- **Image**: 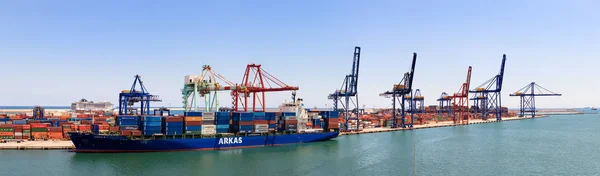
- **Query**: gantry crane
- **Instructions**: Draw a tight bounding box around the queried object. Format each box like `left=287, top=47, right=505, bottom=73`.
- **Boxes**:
left=469, top=54, right=506, bottom=121
left=328, top=46, right=361, bottom=131
left=451, top=66, right=472, bottom=124
left=437, top=92, right=452, bottom=116
left=182, top=65, right=244, bottom=112
left=118, top=75, right=161, bottom=115
left=379, top=53, right=417, bottom=128
left=509, top=82, right=561, bottom=118
left=232, top=64, right=299, bottom=112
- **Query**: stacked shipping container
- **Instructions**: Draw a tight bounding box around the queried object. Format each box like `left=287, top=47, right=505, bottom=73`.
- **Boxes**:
left=232, top=112, right=253, bottom=133
left=185, top=112, right=202, bottom=135
left=141, top=116, right=163, bottom=136
left=0, top=124, right=14, bottom=139
left=164, top=116, right=184, bottom=135
left=215, top=112, right=230, bottom=133
left=201, top=112, right=216, bottom=135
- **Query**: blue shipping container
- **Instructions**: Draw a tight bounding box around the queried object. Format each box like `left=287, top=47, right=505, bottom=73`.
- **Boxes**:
left=142, top=116, right=163, bottom=122
left=329, top=111, right=339, bottom=118
left=185, top=111, right=203, bottom=116
left=142, top=126, right=162, bottom=131
left=319, top=111, right=329, bottom=118
left=166, top=126, right=183, bottom=131
left=232, top=112, right=253, bottom=118
left=119, top=120, right=139, bottom=126
left=0, top=118, right=10, bottom=122
left=216, top=112, right=231, bottom=117
left=216, top=129, right=229, bottom=133
left=165, top=122, right=184, bottom=126
left=118, top=116, right=139, bottom=120
left=143, top=131, right=162, bottom=136
left=215, top=120, right=230, bottom=125
left=233, top=116, right=254, bottom=121
left=185, top=126, right=202, bottom=131
left=253, top=116, right=266, bottom=120
left=282, top=112, right=296, bottom=116
left=252, top=112, right=265, bottom=117
left=216, top=124, right=229, bottom=129
left=215, top=116, right=230, bottom=121
left=142, top=121, right=162, bottom=126
left=13, top=120, right=27, bottom=125
left=268, top=124, right=276, bottom=128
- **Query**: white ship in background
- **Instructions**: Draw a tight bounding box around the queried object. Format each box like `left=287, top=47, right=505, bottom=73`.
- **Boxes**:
left=71, top=99, right=113, bottom=112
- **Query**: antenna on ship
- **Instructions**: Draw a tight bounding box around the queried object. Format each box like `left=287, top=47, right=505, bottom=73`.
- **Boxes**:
left=292, top=91, right=297, bottom=104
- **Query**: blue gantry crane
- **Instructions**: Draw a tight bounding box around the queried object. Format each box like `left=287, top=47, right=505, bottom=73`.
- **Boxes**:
left=436, top=92, right=452, bottom=116
left=328, top=46, right=361, bottom=131
left=469, top=54, right=506, bottom=121
left=509, top=82, right=561, bottom=118
left=379, top=53, right=417, bottom=128
left=118, top=75, right=162, bottom=116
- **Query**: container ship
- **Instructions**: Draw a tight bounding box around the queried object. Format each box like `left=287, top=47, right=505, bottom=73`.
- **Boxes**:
left=68, top=99, right=341, bottom=153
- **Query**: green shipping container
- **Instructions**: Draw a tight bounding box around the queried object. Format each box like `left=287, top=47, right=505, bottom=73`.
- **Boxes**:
left=185, top=131, right=202, bottom=135
left=0, top=136, right=15, bottom=139
left=0, top=128, right=14, bottom=132
left=31, top=128, right=48, bottom=132
left=23, top=130, right=31, bottom=133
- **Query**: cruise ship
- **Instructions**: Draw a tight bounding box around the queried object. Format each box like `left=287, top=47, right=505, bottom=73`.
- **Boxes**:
left=71, top=99, right=113, bottom=112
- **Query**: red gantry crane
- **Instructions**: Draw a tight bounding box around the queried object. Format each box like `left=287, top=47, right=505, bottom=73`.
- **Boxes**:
left=451, top=66, right=472, bottom=124
left=232, top=64, right=299, bottom=112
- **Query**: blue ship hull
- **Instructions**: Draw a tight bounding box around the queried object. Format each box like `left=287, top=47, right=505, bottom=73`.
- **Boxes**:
left=68, top=132, right=339, bottom=153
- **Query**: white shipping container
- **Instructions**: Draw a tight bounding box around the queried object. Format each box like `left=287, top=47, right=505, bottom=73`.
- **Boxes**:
left=254, top=124, right=269, bottom=129
left=202, top=112, right=215, bottom=117
left=202, top=116, right=215, bottom=121
left=14, top=132, right=22, bottom=136
left=202, top=128, right=216, bottom=133
left=202, top=125, right=216, bottom=130
left=284, top=116, right=298, bottom=120
left=254, top=129, right=268, bottom=133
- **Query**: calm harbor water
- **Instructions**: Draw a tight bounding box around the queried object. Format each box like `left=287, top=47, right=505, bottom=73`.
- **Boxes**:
left=2, top=114, right=599, bottom=176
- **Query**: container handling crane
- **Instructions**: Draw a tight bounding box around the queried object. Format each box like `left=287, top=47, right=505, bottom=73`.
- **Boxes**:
left=328, top=46, right=361, bottom=131
left=451, top=66, right=472, bottom=124
left=118, top=75, right=161, bottom=116
left=509, top=82, right=561, bottom=118
left=437, top=92, right=452, bottom=116
left=469, top=54, right=506, bottom=121
left=232, top=64, right=299, bottom=112
left=182, top=65, right=244, bottom=112
left=379, top=53, right=417, bottom=128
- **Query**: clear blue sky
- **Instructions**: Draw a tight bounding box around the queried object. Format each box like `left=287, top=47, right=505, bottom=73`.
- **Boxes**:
left=1, top=0, right=598, bottom=108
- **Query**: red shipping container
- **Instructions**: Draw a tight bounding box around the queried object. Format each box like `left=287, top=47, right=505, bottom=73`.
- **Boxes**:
left=120, top=130, right=133, bottom=136
left=253, top=120, right=268, bottom=124
left=238, top=121, right=253, bottom=126
left=99, top=125, right=109, bottom=130
left=31, top=123, right=49, bottom=128
left=109, top=126, right=119, bottom=132
left=268, top=120, right=277, bottom=124
left=22, top=125, right=31, bottom=130
left=185, top=121, right=202, bottom=126
left=327, top=118, right=339, bottom=123
left=0, top=132, right=14, bottom=136
left=131, top=130, right=142, bottom=136
left=94, top=117, right=107, bottom=122
left=47, top=127, right=62, bottom=132
left=285, top=120, right=298, bottom=124
left=0, top=124, right=14, bottom=128
left=48, top=132, right=63, bottom=139
left=314, top=125, right=321, bottom=128
left=78, top=125, right=91, bottom=131
left=165, top=117, right=184, bottom=122
left=94, top=121, right=109, bottom=125
left=31, top=132, right=48, bottom=139
left=81, top=120, right=92, bottom=125
left=76, top=114, right=90, bottom=118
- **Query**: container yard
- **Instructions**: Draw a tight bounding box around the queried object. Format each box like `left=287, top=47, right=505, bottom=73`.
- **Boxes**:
left=0, top=47, right=567, bottom=152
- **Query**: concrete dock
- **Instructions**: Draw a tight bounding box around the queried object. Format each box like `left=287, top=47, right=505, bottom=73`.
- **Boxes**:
left=0, top=116, right=543, bottom=150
